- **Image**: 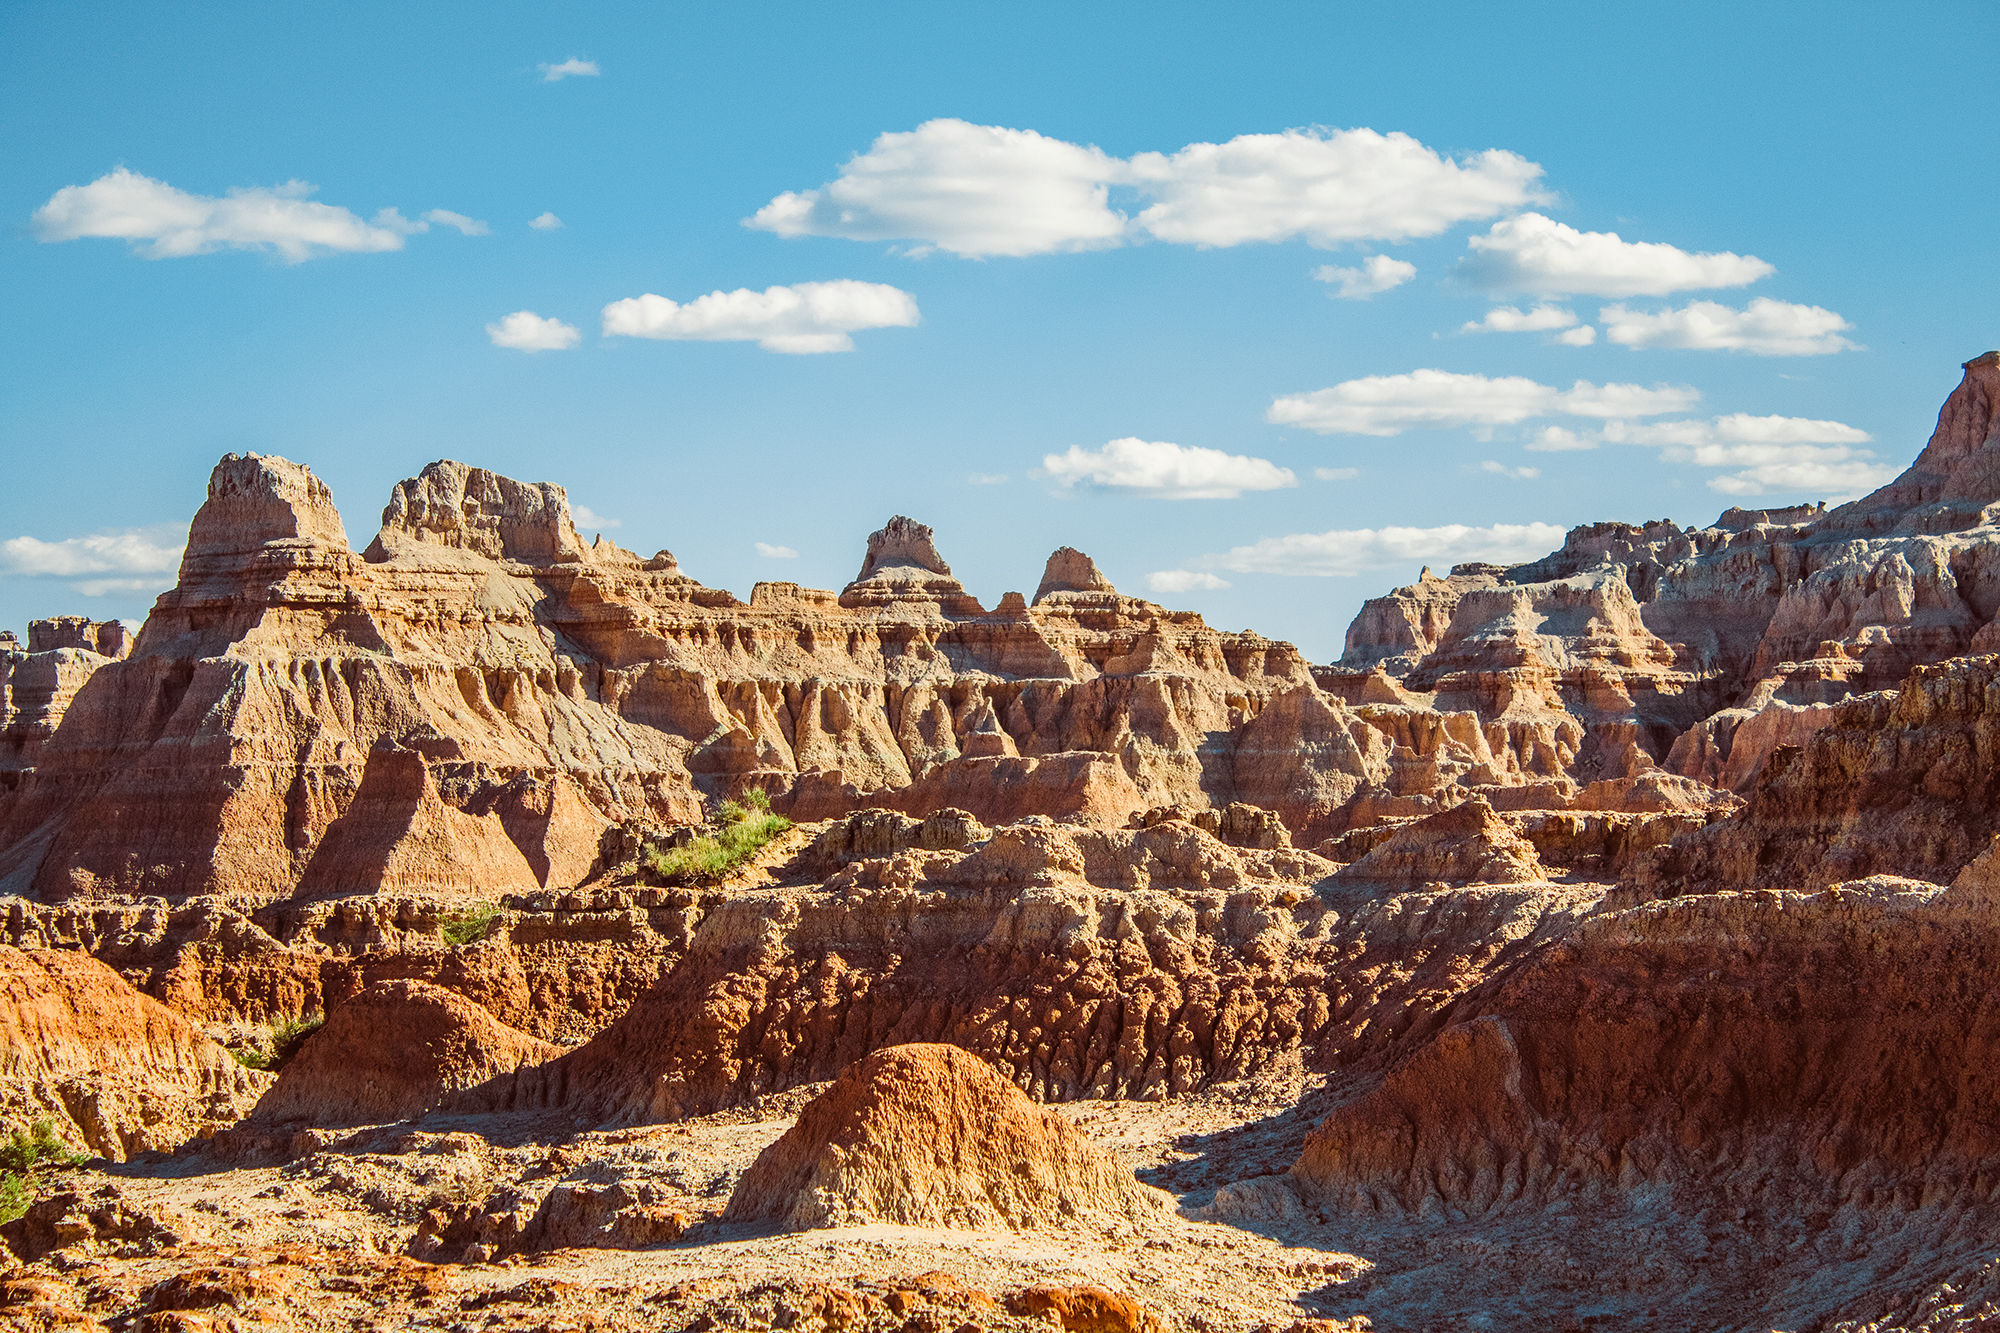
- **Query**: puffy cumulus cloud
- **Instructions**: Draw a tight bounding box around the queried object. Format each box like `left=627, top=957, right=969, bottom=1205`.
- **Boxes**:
left=1526, top=425, right=1598, bottom=452
left=1040, top=438, right=1297, bottom=500
left=1147, top=570, right=1231, bottom=593
left=541, top=58, right=599, bottom=81
left=422, top=209, right=489, bottom=236
left=601, top=280, right=919, bottom=354
left=0, top=524, right=185, bottom=597
left=1202, top=522, right=1569, bottom=578
left=529, top=212, right=563, bottom=230
left=1459, top=303, right=1578, bottom=334
left=1556, top=325, right=1598, bottom=346
left=747, top=119, right=1546, bottom=259
left=755, top=542, right=799, bottom=559
left=1480, top=460, right=1541, bottom=479
left=1601, top=298, right=1859, bottom=355
left=32, top=168, right=425, bottom=261
left=1314, top=255, right=1415, bottom=299
left=570, top=505, right=620, bottom=530
left=486, top=310, right=580, bottom=352
left=1266, top=369, right=1699, bottom=436
left=1456, top=213, right=1774, bottom=298
left=1127, top=128, right=1546, bottom=248
left=748, top=121, right=1125, bottom=259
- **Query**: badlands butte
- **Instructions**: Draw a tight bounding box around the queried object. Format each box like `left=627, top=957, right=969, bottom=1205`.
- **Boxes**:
left=2, top=356, right=2000, bottom=1333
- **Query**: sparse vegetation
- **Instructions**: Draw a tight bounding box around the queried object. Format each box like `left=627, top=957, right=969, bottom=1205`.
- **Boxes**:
left=441, top=901, right=503, bottom=946
left=644, top=788, right=792, bottom=885
left=220, top=1012, right=325, bottom=1072
left=0, top=1120, right=88, bottom=1224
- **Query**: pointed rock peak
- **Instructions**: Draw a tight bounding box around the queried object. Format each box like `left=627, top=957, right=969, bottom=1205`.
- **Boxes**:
left=184, top=453, right=349, bottom=563
left=853, top=515, right=951, bottom=583
left=368, top=460, right=585, bottom=565
left=1826, top=352, right=2000, bottom=531
left=1033, top=547, right=1115, bottom=603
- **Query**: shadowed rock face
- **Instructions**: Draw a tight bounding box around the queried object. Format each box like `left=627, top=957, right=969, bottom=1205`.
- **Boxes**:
left=254, top=979, right=558, bottom=1126
left=723, top=1043, right=1159, bottom=1230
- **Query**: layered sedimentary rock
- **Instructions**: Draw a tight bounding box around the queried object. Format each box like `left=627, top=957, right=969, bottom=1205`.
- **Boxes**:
left=0, top=945, right=267, bottom=1158
left=723, top=1043, right=1161, bottom=1230
left=1327, top=352, right=2000, bottom=823
left=0, top=459, right=1385, bottom=905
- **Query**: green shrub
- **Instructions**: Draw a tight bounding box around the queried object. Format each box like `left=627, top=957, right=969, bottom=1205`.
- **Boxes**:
left=440, top=902, right=503, bottom=946
left=0, top=1120, right=88, bottom=1224
left=643, top=789, right=792, bottom=885
left=221, top=1012, right=325, bottom=1072
left=270, top=1012, right=324, bottom=1065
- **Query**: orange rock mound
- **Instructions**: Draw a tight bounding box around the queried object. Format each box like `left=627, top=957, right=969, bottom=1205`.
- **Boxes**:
left=254, top=979, right=559, bottom=1126
left=0, top=946, right=265, bottom=1159
left=724, top=1043, right=1159, bottom=1230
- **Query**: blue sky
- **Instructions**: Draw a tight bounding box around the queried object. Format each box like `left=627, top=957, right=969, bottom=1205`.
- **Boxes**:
left=4, top=1, right=1995, bottom=660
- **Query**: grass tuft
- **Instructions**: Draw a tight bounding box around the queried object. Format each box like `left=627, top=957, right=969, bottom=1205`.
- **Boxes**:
left=644, top=788, right=791, bottom=886
left=440, top=902, right=503, bottom=946
left=0, top=1120, right=89, bottom=1224
left=220, top=1012, right=325, bottom=1072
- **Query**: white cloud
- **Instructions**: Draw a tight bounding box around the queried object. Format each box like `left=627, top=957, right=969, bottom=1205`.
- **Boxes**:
left=571, top=505, right=620, bottom=530
left=487, top=310, right=580, bottom=352
left=1556, top=325, right=1598, bottom=346
left=1526, top=425, right=1597, bottom=452
left=1459, top=303, right=1578, bottom=334
left=1315, top=255, right=1416, bottom=299
left=746, top=119, right=1546, bottom=259
left=755, top=542, right=800, bottom=559
left=0, top=524, right=184, bottom=599
left=968, top=472, right=1008, bottom=485
left=1455, top=213, right=1774, bottom=297
left=1314, top=467, right=1360, bottom=481
left=32, top=168, right=412, bottom=261
left=541, top=58, right=599, bottom=81
left=529, top=212, right=564, bottom=230
left=422, top=209, right=489, bottom=236
left=1480, top=461, right=1541, bottom=480
left=1266, top=370, right=1700, bottom=436
left=1600, top=298, right=1859, bottom=355
left=1147, top=570, right=1232, bottom=593
left=600, top=280, right=919, bottom=353
left=1203, top=522, right=1569, bottom=578
left=1040, top=438, right=1297, bottom=500
left=1539, top=414, right=1889, bottom=498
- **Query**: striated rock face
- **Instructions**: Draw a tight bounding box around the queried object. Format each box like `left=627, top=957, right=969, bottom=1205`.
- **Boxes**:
left=1034, top=547, right=1115, bottom=602
left=0, top=945, right=267, bottom=1158
left=1637, top=655, right=2000, bottom=894
left=0, top=462, right=1390, bottom=904
left=723, top=1043, right=1161, bottom=1230
left=253, top=979, right=559, bottom=1126
left=1332, top=797, right=1544, bottom=888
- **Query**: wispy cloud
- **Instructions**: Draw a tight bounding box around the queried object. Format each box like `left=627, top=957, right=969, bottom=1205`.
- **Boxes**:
left=529, top=212, right=563, bottom=230
left=1194, top=522, right=1569, bottom=578
left=1459, top=303, right=1579, bottom=334
left=1267, top=369, right=1699, bottom=436
left=601, top=280, right=919, bottom=354
left=1521, top=413, right=1888, bottom=498
left=421, top=209, right=489, bottom=236
left=1314, top=255, right=1416, bottom=299
left=748, top=119, right=1547, bottom=258
left=1314, top=467, right=1360, bottom=481
left=1147, top=570, right=1231, bottom=593
left=33, top=168, right=417, bottom=262
left=1480, top=461, right=1541, bottom=480
left=755, top=542, right=800, bottom=559
left=0, top=524, right=185, bottom=598
left=540, top=58, right=600, bottom=81
left=1601, top=298, right=1859, bottom=355
left=968, top=473, right=1008, bottom=485
left=571, top=505, right=620, bottom=530
left=1040, top=438, right=1296, bottom=499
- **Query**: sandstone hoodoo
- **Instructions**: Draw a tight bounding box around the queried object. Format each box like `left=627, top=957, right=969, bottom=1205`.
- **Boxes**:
left=252, top=979, right=560, bottom=1126
left=723, top=1043, right=1161, bottom=1231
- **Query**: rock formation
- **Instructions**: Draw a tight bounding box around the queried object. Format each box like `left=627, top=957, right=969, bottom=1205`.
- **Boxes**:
left=252, top=979, right=560, bottom=1126
left=0, top=945, right=266, bottom=1158
left=723, top=1043, right=1160, bottom=1230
